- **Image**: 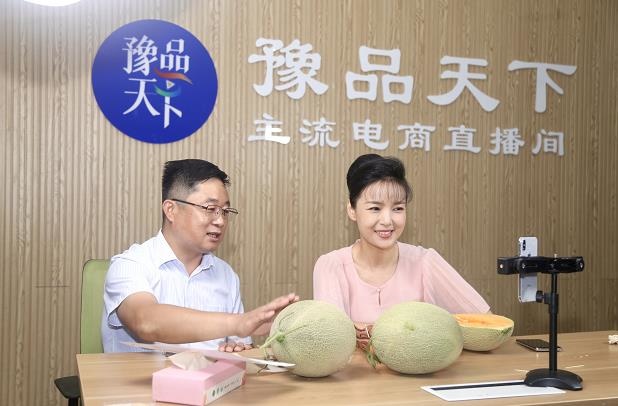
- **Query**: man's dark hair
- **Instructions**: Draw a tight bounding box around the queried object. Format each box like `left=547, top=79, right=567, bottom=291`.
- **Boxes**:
left=346, top=154, right=412, bottom=207
left=162, top=159, right=230, bottom=202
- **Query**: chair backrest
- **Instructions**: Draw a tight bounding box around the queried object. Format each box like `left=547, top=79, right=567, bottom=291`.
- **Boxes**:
left=80, top=259, right=110, bottom=354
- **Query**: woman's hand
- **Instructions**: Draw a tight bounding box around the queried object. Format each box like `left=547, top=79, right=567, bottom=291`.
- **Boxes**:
left=354, top=323, right=373, bottom=351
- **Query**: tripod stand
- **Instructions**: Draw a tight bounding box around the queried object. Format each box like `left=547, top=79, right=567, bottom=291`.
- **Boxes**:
left=498, top=255, right=584, bottom=390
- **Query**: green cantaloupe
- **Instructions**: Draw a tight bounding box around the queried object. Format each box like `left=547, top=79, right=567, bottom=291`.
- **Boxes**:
left=262, top=300, right=356, bottom=377
left=368, top=301, right=463, bottom=374
left=454, top=314, right=514, bottom=351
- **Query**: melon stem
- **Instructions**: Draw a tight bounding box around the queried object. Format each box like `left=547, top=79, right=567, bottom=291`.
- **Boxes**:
left=364, top=338, right=381, bottom=369
left=259, top=323, right=310, bottom=358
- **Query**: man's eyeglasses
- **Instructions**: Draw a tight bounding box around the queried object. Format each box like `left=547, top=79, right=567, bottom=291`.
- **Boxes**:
left=171, top=199, right=239, bottom=219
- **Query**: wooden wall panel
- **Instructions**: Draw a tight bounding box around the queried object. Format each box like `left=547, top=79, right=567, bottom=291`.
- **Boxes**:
left=1, top=0, right=617, bottom=404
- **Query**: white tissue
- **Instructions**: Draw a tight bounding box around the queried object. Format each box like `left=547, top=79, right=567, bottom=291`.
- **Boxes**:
left=169, top=351, right=214, bottom=370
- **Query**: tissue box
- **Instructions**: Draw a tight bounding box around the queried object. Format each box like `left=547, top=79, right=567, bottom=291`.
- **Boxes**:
left=152, top=359, right=246, bottom=405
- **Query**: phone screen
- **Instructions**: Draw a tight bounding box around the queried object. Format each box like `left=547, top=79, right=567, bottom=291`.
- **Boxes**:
left=516, top=338, right=562, bottom=352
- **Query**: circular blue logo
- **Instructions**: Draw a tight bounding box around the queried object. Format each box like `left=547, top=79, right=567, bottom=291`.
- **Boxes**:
left=92, top=19, right=217, bottom=143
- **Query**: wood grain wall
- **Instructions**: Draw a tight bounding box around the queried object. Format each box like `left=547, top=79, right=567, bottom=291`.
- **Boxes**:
left=1, top=0, right=617, bottom=404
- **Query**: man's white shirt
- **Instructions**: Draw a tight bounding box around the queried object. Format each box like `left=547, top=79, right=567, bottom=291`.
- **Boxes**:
left=101, top=230, right=251, bottom=352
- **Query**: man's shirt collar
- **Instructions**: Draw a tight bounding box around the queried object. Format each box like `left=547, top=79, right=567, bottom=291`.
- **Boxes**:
left=153, top=230, right=215, bottom=272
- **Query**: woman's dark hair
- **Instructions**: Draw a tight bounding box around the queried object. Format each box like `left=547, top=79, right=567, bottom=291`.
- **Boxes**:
left=346, top=154, right=412, bottom=207
left=162, top=159, right=229, bottom=202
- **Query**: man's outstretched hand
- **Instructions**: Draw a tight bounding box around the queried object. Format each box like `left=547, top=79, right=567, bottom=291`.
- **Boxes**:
left=236, top=293, right=299, bottom=338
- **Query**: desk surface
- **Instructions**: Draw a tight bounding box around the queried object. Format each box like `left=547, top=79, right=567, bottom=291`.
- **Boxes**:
left=77, top=330, right=618, bottom=405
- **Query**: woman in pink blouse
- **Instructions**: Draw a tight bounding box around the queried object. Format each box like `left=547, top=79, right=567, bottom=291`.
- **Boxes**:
left=313, top=154, right=490, bottom=348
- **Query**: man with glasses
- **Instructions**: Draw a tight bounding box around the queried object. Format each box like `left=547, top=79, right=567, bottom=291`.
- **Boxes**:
left=102, top=159, right=298, bottom=353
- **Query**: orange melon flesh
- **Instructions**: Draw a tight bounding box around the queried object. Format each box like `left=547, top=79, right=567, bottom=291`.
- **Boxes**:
left=454, top=314, right=514, bottom=351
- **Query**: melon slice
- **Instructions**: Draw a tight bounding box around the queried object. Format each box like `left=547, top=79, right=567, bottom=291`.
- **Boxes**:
left=454, top=313, right=514, bottom=351
left=368, top=301, right=463, bottom=374
left=261, top=300, right=356, bottom=377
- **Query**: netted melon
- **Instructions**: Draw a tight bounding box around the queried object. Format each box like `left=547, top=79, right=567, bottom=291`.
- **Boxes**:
left=262, top=300, right=356, bottom=377
left=454, top=314, right=514, bottom=351
left=368, top=301, right=463, bottom=374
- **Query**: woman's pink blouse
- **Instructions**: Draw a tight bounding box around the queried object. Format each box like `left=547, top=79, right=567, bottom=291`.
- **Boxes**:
left=313, top=242, right=490, bottom=324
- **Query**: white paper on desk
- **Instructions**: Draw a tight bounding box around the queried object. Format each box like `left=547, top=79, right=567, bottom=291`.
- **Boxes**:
left=121, top=341, right=295, bottom=369
left=422, top=380, right=565, bottom=401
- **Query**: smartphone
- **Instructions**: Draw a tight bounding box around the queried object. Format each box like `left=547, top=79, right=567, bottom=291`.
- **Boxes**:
left=516, top=338, right=562, bottom=352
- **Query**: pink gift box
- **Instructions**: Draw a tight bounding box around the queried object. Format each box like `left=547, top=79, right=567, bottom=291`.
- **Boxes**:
left=152, top=359, right=246, bottom=405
